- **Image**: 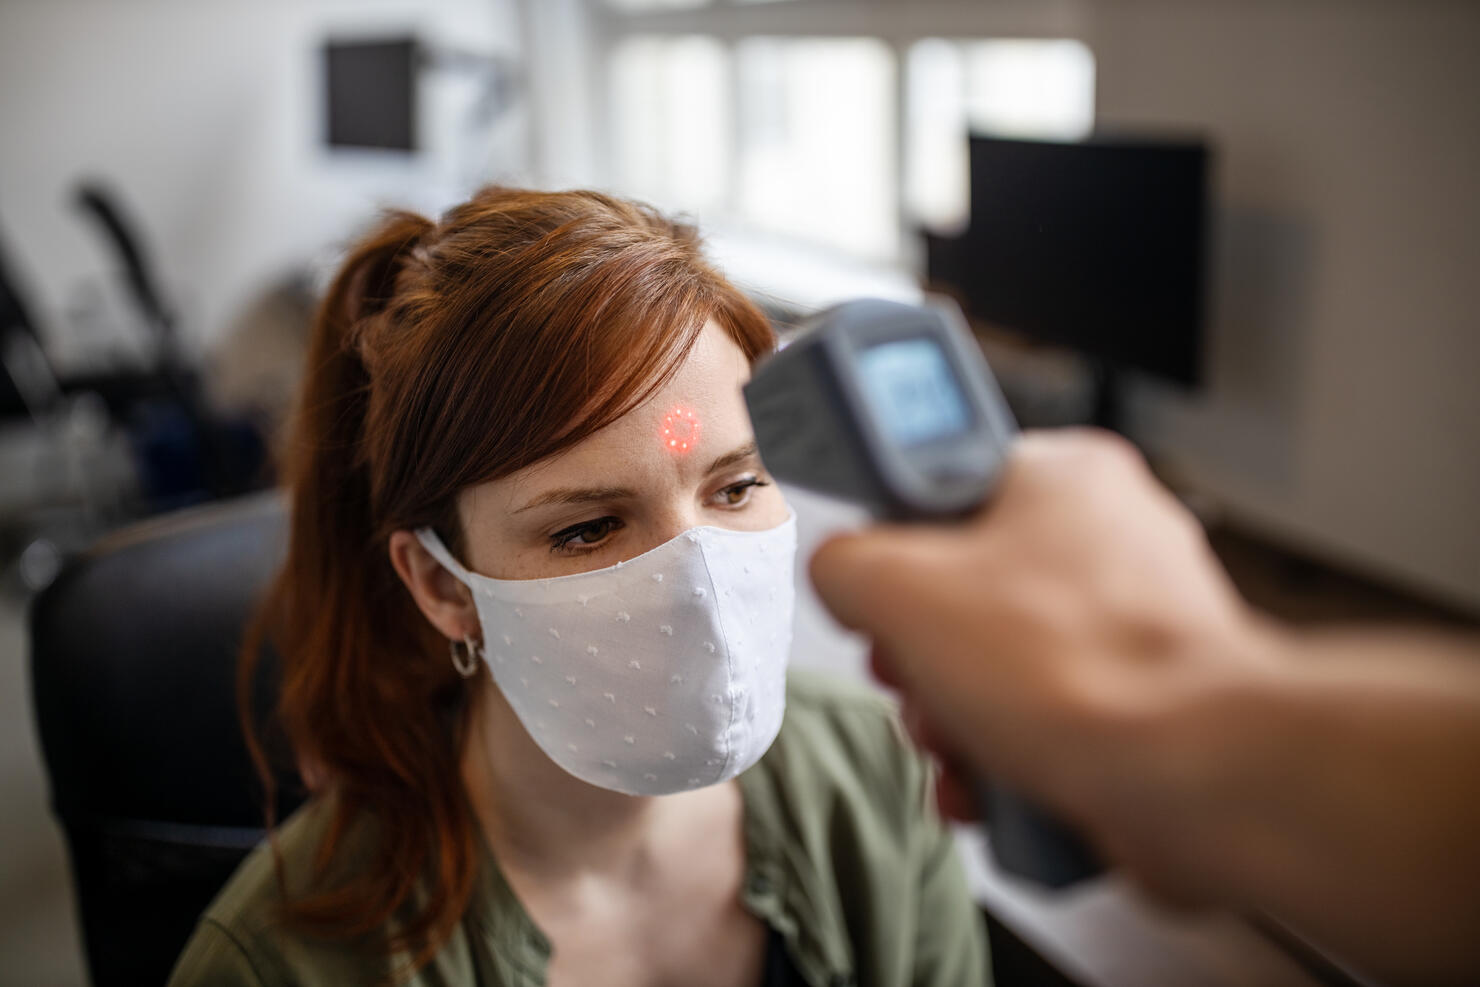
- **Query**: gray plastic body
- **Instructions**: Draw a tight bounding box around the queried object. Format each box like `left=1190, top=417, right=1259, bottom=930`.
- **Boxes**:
left=745, top=297, right=1103, bottom=889
left=744, top=298, right=1016, bottom=520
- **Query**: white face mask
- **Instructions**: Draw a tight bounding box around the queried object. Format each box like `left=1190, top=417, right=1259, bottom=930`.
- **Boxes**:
left=416, top=514, right=797, bottom=796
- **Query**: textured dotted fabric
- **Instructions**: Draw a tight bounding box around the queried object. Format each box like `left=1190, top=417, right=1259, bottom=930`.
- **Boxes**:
left=417, top=515, right=798, bottom=796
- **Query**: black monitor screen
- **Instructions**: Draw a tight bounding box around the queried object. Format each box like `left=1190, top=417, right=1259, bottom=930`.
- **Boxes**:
left=957, top=135, right=1209, bottom=386
left=324, top=38, right=417, bottom=151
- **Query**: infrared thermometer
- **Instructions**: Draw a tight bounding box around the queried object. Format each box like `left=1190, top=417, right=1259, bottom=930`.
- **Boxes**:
left=744, top=297, right=1103, bottom=889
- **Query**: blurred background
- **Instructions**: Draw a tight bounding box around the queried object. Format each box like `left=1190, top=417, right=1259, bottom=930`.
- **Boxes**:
left=1, top=0, right=1476, bottom=984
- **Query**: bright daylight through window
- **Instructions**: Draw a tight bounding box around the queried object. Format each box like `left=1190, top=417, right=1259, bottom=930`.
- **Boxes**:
left=607, top=25, right=1095, bottom=262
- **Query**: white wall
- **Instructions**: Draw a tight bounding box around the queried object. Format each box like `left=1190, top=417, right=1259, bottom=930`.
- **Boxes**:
left=1089, top=0, right=1480, bottom=612
left=0, top=0, right=527, bottom=365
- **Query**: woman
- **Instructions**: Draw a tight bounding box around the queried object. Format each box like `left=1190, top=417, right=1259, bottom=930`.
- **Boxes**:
left=169, top=188, right=990, bottom=986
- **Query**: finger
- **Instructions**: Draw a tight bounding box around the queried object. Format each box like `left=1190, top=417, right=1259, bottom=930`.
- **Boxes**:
left=808, top=529, right=900, bottom=632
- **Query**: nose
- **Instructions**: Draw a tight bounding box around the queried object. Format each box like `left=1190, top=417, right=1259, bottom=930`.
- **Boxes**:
left=644, top=505, right=703, bottom=552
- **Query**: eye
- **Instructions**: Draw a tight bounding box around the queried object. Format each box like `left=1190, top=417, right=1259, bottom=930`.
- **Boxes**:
left=712, top=476, right=771, bottom=508
left=550, top=516, right=623, bottom=554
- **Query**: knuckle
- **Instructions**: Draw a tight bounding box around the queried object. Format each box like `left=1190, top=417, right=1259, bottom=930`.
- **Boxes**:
left=1022, top=428, right=1147, bottom=487
left=1084, top=430, right=1145, bottom=471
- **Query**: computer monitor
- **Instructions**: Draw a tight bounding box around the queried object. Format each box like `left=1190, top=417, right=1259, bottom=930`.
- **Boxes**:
left=323, top=38, right=418, bottom=152
left=928, top=134, right=1211, bottom=390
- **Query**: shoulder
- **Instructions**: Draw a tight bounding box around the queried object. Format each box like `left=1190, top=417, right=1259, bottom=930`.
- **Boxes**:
left=777, top=668, right=911, bottom=774
left=748, top=669, right=926, bottom=836
left=167, top=917, right=273, bottom=987
left=168, top=799, right=386, bottom=986
left=197, top=798, right=336, bottom=937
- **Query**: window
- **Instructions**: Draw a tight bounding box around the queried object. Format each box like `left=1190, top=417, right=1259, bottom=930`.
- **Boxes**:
left=734, top=37, right=896, bottom=258
left=609, top=35, right=730, bottom=216
left=906, top=39, right=1096, bottom=231
left=608, top=35, right=896, bottom=259
left=604, top=0, right=712, bottom=11
left=604, top=0, right=794, bottom=6
left=601, top=17, right=1095, bottom=263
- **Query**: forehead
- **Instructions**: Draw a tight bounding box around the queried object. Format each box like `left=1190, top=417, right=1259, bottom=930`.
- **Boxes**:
left=467, top=321, right=754, bottom=511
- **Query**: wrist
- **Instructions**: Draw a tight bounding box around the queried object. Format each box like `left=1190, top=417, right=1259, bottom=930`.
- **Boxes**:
left=1070, top=610, right=1297, bottom=902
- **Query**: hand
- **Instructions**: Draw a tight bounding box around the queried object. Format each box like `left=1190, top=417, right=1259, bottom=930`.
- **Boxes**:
left=812, top=430, right=1480, bottom=981
left=810, top=429, right=1263, bottom=899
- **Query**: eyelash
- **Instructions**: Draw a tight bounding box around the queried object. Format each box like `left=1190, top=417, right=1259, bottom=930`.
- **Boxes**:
left=549, top=516, right=623, bottom=555
left=548, top=477, right=772, bottom=555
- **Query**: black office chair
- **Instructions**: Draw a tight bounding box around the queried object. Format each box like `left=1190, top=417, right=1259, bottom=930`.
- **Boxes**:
left=30, top=492, right=304, bottom=987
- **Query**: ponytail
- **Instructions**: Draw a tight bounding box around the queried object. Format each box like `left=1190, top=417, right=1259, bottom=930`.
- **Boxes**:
left=239, top=209, right=480, bottom=971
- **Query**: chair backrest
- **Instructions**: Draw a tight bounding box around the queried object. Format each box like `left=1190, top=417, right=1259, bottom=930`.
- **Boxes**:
left=1, top=233, right=55, bottom=419
left=30, top=492, right=303, bottom=987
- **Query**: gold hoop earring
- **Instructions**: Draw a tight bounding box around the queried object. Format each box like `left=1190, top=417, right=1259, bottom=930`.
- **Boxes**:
left=450, top=635, right=482, bottom=678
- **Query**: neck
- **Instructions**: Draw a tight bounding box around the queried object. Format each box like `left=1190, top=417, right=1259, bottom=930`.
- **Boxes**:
left=460, top=679, right=726, bottom=879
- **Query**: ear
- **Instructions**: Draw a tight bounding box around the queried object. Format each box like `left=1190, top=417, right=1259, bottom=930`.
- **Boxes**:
left=388, top=529, right=480, bottom=644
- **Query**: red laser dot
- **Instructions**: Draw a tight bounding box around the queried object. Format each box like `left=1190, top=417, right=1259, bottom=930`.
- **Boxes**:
left=661, top=406, right=700, bottom=455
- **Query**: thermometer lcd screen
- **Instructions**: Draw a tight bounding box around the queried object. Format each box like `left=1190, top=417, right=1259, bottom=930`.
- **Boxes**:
left=857, top=337, right=973, bottom=447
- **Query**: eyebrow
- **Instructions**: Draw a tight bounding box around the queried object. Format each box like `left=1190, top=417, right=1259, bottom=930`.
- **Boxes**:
left=705, top=441, right=760, bottom=476
left=513, top=485, right=637, bottom=515
left=511, top=442, right=763, bottom=515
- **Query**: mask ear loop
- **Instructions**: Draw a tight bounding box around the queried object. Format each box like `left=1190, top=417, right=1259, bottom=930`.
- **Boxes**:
left=416, top=528, right=483, bottom=679
left=415, top=527, right=473, bottom=581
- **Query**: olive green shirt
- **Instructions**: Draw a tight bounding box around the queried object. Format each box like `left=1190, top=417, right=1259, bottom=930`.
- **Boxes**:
left=169, top=671, right=991, bottom=986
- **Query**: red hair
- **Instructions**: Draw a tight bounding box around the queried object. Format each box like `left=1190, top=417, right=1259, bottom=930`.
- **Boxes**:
left=240, top=187, right=775, bottom=972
